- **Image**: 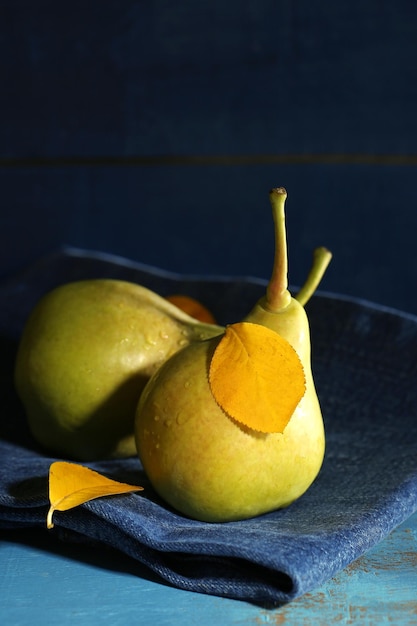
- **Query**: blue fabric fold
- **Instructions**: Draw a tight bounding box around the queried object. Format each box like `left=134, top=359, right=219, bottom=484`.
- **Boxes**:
left=1, top=247, right=417, bottom=606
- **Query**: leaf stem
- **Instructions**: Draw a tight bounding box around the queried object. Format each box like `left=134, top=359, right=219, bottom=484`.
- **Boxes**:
left=46, top=506, right=55, bottom=529
left=265, top=188, right=291, bottom=312
left=295, top=247, right=332, bottom=306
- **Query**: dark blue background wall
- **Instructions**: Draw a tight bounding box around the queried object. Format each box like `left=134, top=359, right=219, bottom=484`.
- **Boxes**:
left=2, top=1, right=417, bottom=314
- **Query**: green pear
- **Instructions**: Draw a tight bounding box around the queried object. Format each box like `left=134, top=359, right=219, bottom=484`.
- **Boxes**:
left=14, top=279, right=223, bottom=460
left=135, top=188, right=332, bottom=522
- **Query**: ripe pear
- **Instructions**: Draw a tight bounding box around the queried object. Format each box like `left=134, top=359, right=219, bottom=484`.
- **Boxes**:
left=135, top=188, right=332, bottom=522
left=14, top=279, right=223, bottom=461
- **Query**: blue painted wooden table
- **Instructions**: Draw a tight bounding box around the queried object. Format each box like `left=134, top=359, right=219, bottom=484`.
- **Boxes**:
left=2, top=3, right=417, bottom=623
left=1, top=512, right=417, bottom=624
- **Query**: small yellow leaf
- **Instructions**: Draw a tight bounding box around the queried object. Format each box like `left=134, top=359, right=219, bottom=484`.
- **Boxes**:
left=47, top=461, right=144, bottom=529
left=209, top=322, right=306, bottom=433
left=166, top=294, right=216, bottom=324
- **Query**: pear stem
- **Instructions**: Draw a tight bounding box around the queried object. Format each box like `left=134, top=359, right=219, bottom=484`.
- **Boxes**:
left=295, top=247, right=333, bottom=306
left=265, top=188, right=291, bottom=312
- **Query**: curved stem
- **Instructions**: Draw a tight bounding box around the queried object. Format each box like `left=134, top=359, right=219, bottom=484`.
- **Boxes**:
left=295, top=247, right=332, bottom=306
left=46, top=506, right=55, bottom=529
left=265, top=188, right=291, bottom=312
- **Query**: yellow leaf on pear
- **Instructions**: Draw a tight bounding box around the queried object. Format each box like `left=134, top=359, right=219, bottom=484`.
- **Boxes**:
left=209, top=322, right=306, bottom=433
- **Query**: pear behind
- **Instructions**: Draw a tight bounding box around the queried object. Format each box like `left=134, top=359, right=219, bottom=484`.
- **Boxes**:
left=15, top=279, right=222, bottom=460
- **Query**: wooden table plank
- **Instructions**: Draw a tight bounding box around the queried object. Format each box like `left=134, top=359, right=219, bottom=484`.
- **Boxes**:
left=1, top=511, right=416, bottom=625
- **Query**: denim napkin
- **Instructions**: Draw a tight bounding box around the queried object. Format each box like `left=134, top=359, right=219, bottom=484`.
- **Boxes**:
left=1, top=247, right=417, bottom=606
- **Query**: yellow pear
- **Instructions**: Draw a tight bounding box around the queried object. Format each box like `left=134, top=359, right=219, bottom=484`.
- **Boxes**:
left=14, top=279, right=223, bottom=460
left=135, top=188, right=331, bottom=522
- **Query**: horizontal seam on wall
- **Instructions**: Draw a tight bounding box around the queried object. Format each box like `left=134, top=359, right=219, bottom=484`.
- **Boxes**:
left=1, top=154, right=417, bottom=167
